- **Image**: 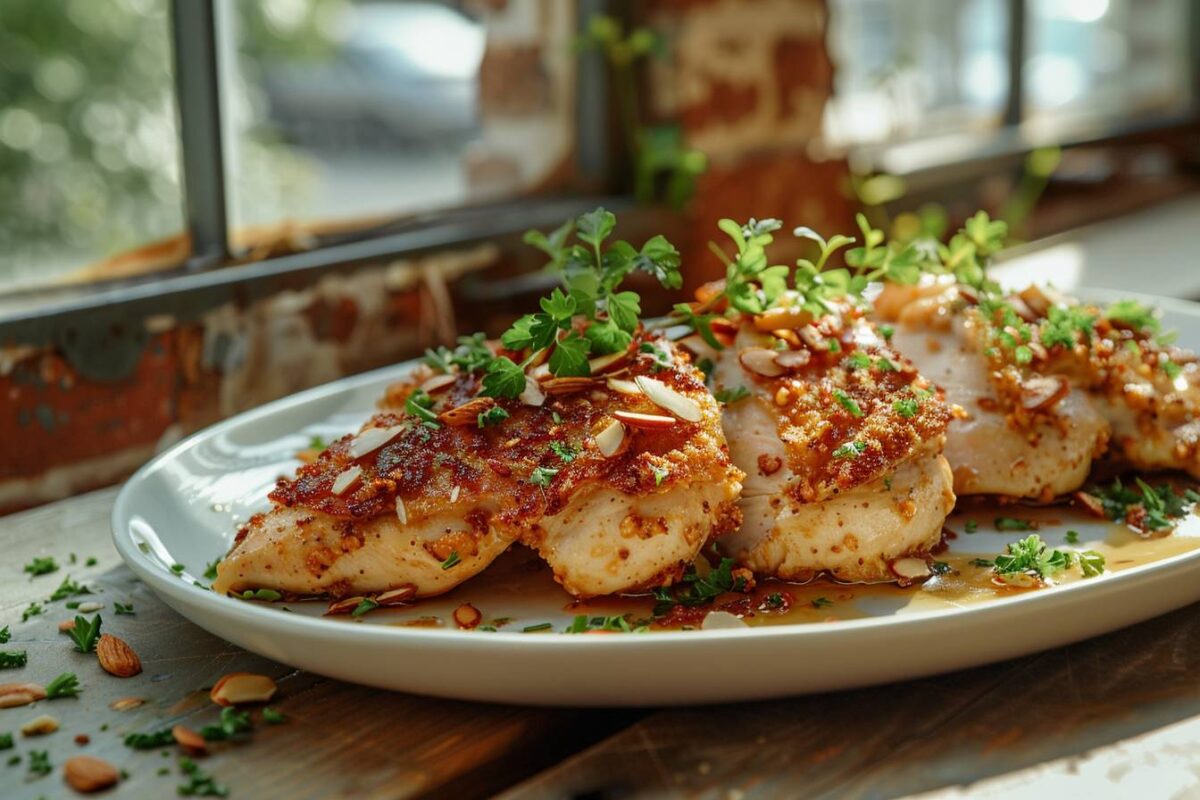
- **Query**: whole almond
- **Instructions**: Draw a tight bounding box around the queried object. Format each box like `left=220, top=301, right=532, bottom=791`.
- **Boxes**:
left=64, top=755, right=120, bottom=793
left=96, top=634, right=142, bottom=678
left=172, top=724, right=207, bottom=753
left=210, top=672, right=277, bottom=706
left=0, top=682, right=46, bottom=709
left=58, top=619, right=77, bottom=632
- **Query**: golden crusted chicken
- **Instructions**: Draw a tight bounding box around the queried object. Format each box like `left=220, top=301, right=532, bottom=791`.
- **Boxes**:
left=875, top=278, right=1200, bottom=499
left=213, top=332, right=743, bottom=601
left=680, top=299, right=955, bottom=584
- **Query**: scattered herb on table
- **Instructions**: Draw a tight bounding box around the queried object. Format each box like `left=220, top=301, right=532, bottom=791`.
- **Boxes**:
left=22, top=602, right=42, bottom=622
left=114, top=602, right=135, bottom=615
left=0, top=651, right=27, bottom=669
left=0, top=625, right=8, bottom=643
left=27, top=749, right=50, bottom=777
left=49, top=575, right=91, bottom=602
left=178, top=756, right=230, bottom=797
left=23, top=556, right=58, bottom=577
left=262, top=707, right=286, bottom=724
left=66, top=614, right=102, bottom=653
left=201, top=707, right=252, bottom=742
left=45, top=672, right=80, bottom=699
left=124, top=728, right=176, bottom=750
left=994, top=517, right=1036, bottom=532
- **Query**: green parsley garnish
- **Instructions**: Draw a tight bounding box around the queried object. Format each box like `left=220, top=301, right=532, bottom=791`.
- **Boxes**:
left=23, top=556, right=58, bottom=577
left=49, top=574, right=90, bottom=602
left=85, top=557, right=97, bottom=567
left=1104, top=299, right=1160, bottom=334
left=930, top=561, right=952, bottom=576
left=832, top=441, right=867, bottom=459
left=1085, top=477, right=1200, bottom=532
left=21, top=602, right=42, bottom=622
left=27, top=749, right=51, bottom=777
left=994, top=517, right=1036, bottom=532
left=351, top=598, right=378, bottom=618
left=424, top=332, right=494, bottom=374
left=845, top=352, right=872, bottom=370
left=550, top=441, right=578, bottom=463
left=66, top=614, right=102, bottom=654
left=529, top=466, right=559, bottom=488
left=124, top=728, right=175, bottom=750
left=652, top=558, right=748, bottom=617
left=1163, top=360, right=1182, bottom=379
left=440, top=551, right=461, bottom=570
left=713, top=386, right=751, bottom=404
left=477, top=406, right=510, bottom=428
left=200, top=707, right=252, bottom=742
left=639, top=341, right=674, bottom=372
left=878, top=324, right=895, bottom=341
left=308, top=435, right=326, bottom=451
left=0, top=651, right=27, bottom=669
left=170, top=563, right=185, bottom=575
left=833, top=389, right=863, bottom=417
left=564, top=615, right=647, bottom=634
left=893, top=397, right=919, bottom=418
left=1065, top=530, right=1079, bottom=544
left=651, top=464, right=670, bottom=486
left=178, top=756, right=230, bottom=797
left=1077, top=550, right=1106, bottom=578
left=522, top=623, right=553, bottom=633
left=114, top=601, right=135, bottom=615
left=204, top=558, right=222, bottom=581
left=764, top=592, right=785, bottom=609
left=0, top=733, right=11, bottom=750
left=262, top=707, right=286, bottom=724
left=990, top=535, right=1072, bottom=580
left=963, top=520, right=979, bottom=533
left=45, top=672, right=80, bottom=699
left=811, top=597, right=833, bottom=609
left=405, top=388, right=441, bottom=429
left=239, top=589, right=282, bottom=602
left=0, top=626, right=9, bottom=644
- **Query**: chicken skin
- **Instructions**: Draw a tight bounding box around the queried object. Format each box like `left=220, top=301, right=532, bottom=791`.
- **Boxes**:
left=875, top=279, right=1200, bottom=499
left=682, top=299, right=956, bottom=583
left=212, top=333, right=744, bottom=601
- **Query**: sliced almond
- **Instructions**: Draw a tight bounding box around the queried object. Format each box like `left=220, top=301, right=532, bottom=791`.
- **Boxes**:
left=452, top=603, right=482, bottom=630
left=701, top=611, right=749, bottom=630
left=449, top=485, right=461, bottom=503
left=541, top=377, right=598, bottom=396
left=1019, top=376, right=1069, bottom=411
left=709, top=317, right=739, bottom=346
left=595, top=419, right=626, bottom=458
left=347, top=425, right=403, bottom=458
left=394, top=496, right=408, bottom=525
left=754, top=305, right=814, bottom=332
left=326, top=596, right=365, bottom=616
left=210, top=672, right=278, bottom=706
left=519, top=375, right=545, bottom=407
left=76, top=602, right=103, bottom=613
left=606, top=377, right=642, bottom=396
left=587, top=349, right=630, bottom=374
left=330, top=465, right=363, bottom=496
left=0, top=682, right=46, bottom=709
left=377, top=585, right=417, bottom=607
left=890, top=558, right=932, bottom=581
left=97, top=634, right=142, bottom=678
left=420, top=373, right=458, bottom=394
left=798, top=325, right=829, bottom=351
left=21, top=714, right=59, bottom=736
left=172, top=724, right=207, bottom=753
left=64, top=755, right=120, bottom=793
left=613, top=410, right=676, bottom=430
left=771, top=329, right=803, bottom=349
left=635, top=376, right=702, bottom=422
left=1074, top=490, right=1107, bottom=518
left=739, top=348, right=786, bottom=377
left=438, top=396, right=495, bottom=427
left=529, top=362, right=551, bottom=380
left=58, top=619, right=77, bottom=632
left=775, top=350, right=812, bottom=369
left=110, top=697, right=145, bottom=712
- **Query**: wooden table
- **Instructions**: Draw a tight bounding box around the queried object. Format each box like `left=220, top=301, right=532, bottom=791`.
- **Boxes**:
left=4, top=488, right=1200, bottom=799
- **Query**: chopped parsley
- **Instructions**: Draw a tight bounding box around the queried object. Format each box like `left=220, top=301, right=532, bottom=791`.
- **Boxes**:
left=0, top=626, right=8, bottom=644
left=833, top=389, right=863, bottom=417
left=351, top=598, right=378, bottom=618
left=764, top=592, right=785, bottom=609
left=529, top=466, right=560, bottom=488
left=239, top=589, right=282, bottom=602
left=23, top=556, right=58, bottom=577
left=424, top=333, right=493, bottom=374
left=1085, top=477, right=1200, bottom=532
left=308, top=435, right=326, bottom=451
left=178, top=756, right=229, bottom=797
left=893, top=397, right=919, bottom=418
left=262, top=707, right=286, bottom=724
left=477, top=406, right=510, bottom=428
left=994, top=517, right=1036, bottom=532
left=651, top=464, right=670, bottom=486
left=0, top=733, right=11, bottom=750
left=200, top=707, right=252, bottom=742
left=170, top=563, right=185, bottom=575
left=549, top=441, right=578, bottom=463
left=564, top=615, right=647, bottom=634
left=1065, top=530, right=1079, bottom=544
left=66, top=614, right=102, bottom=654
left=964, top=519, right=979, bottom=533
left=1078, top=550, right=1106, bottom=578
left=1104, top=298, right=1160, bottom=334
left=48, top=574, right=90, bottom=602
left=404, top=388, right=441, bottom=429
left=440, top=551, right=461, bottom=570
left=21, top=602, right=42, bottom=622
left=27, top=749, right=51, bottom=777
left=832, top=441, right=867, bottom=459
left=204, top=558, right=222, bottom=581
left=124, top=728, right=175, bottom=750
left=878, top=324, right=895, bottom=341
left=811, top=597, right=833, bottom=609
left=45, top=672, right=80, bottom=699
left=652, top=558, right=748, bottom=616
left=521, top=623, right=553, bottom=633
left=845, top=352, right=872, bottom=370
left=931, top=561, right=952, bottom=576
left=990, top=535, right=1073, bottom=580
left=713, top=386, right=751, bottom=404
left=0, top=651, right=27, bottom=669
left=639, top=341, right=674, bottom=372
left=114, top=602, right=135, bottom=615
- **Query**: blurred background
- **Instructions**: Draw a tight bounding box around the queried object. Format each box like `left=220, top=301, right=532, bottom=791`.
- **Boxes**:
left=1, top=0, right=1198, bottom=510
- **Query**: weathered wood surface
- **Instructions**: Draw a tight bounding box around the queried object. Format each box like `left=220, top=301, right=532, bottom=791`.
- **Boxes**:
left=0, top=489, right=636, bottom=800
left=6, top=489, right=1200, bottom=799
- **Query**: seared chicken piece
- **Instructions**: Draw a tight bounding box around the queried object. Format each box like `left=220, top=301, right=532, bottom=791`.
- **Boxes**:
left=683, top=299, right=955, bottom=583
left=875, top=279, right=1200, bottom=497
left=213, top=333, right=743, bottom=600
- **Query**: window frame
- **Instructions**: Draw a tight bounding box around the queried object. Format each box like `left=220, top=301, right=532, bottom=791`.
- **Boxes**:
left=0, top=0, right=619, bottom=345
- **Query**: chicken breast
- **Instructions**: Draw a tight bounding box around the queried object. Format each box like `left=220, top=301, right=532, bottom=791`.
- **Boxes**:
left=875, top=279, right=1200, bottom=497
left=213, top=333, right=744, bottom=601
left=683, top=301, right=956, bottom=583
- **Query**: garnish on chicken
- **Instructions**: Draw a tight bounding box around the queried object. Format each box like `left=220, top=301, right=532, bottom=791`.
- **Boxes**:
left=674, top=219, right=956, bottom=584
left=213, top=210, right=744, bottom=602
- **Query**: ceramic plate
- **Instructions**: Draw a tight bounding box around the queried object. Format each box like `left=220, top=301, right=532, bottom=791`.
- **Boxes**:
left=112, top=289, right=1200, bottom=706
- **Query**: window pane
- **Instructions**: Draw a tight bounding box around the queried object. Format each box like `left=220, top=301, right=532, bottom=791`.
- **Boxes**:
left=0, top=0, right=185, bottom=292
left=220, top=0, right=577, bottom=237
left=1024, top=0, right=1193, bottom=123
left=824, top=0, right=1009, bottom=146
